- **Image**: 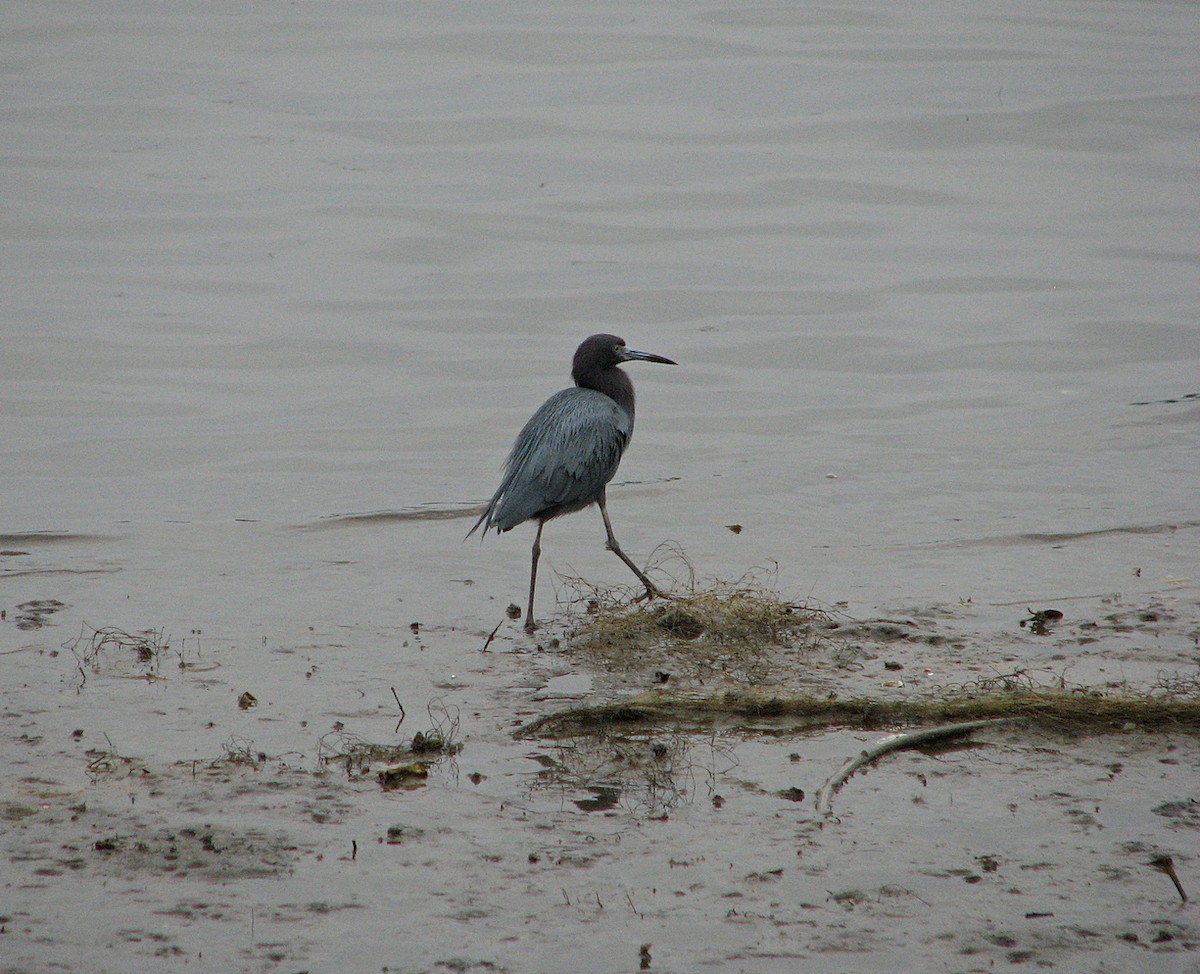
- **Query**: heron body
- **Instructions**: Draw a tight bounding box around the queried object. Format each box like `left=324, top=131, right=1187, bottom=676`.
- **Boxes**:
left=468, top=333, right=676, bottom=631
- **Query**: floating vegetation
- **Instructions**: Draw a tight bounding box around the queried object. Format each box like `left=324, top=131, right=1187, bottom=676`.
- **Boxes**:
left=318, top=731, right=419, bottom=778
left=83, top=735, right=150, bottom=782
left=220, top=736, right=267, bottom=767
left=376, top=762, right=431, bottom=790
left=526, top=727, right=736, bottom=819
left=519, top=676, right=1200, bottom=739
left=61, top=623, right=215, bottom=690
left=64, top=623, right=172, bottom=687
left=318, top=698, right=463, bottom=788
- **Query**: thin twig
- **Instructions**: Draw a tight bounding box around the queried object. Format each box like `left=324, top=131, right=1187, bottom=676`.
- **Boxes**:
left=815, top=718, right=1010, bottom=816
left=391, top=688, right=405, bottom=734
left=1149, top=855, right=1188, bottom=903
left=481, top=619, right=504, bottom=652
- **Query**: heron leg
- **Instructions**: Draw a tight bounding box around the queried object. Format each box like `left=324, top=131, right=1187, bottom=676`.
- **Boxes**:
left=598, top=493, right=659, bottom=600
left=525, top=519, right=544, bottom=631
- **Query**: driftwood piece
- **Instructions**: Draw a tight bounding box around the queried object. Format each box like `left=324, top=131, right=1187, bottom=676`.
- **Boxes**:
left=815, top=718, right=1009, bottom=816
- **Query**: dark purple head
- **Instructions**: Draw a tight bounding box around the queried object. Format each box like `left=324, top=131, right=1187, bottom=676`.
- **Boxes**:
left=571, top=334, right=675, bottom=384
left=569, top=333, right=676, bottom=424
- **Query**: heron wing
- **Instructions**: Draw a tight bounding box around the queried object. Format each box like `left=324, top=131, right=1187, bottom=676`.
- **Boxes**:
left=470, top=388, right=632, bottom=534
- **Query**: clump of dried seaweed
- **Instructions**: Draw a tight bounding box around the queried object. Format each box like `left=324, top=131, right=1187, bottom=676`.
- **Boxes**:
left=560, top=561, right=830, bottom=685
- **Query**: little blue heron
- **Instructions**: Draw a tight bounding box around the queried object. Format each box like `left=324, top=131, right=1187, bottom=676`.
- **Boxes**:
left=468, top=333, right=677, bottom=631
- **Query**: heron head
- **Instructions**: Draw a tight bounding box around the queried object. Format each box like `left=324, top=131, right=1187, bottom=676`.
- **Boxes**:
left=574, top=334, right=676, bottom=379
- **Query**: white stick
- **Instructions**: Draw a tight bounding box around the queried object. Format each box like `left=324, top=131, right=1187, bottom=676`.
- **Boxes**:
left=814, top=718, right=1009, bottom=816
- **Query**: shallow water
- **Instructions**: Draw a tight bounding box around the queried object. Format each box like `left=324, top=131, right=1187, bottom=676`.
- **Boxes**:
left=2, top=2, right=1198, bottom=971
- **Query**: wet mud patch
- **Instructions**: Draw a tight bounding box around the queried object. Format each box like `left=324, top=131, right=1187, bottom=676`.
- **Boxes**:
left=86, top=823, right=298, bottom=880
left=1154, top=798, right=1200, bottom=831
left=10, top=599, right=69, bottom=630
left=3, top=775, right=308, bottom=886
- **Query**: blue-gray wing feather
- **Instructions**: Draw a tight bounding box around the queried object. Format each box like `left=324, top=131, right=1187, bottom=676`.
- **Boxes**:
left=469, top=388, right=632, bottom=536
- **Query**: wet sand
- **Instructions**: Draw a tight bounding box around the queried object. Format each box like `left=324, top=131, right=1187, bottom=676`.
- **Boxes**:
left=2, top=2, right=1198, bottom=972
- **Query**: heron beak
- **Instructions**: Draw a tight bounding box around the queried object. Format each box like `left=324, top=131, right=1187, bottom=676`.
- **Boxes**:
left=621, top=348, right=677, bottom=366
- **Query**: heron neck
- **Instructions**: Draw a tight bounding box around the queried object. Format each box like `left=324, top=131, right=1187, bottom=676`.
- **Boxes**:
left=577, top=366, right=636, bottom=424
